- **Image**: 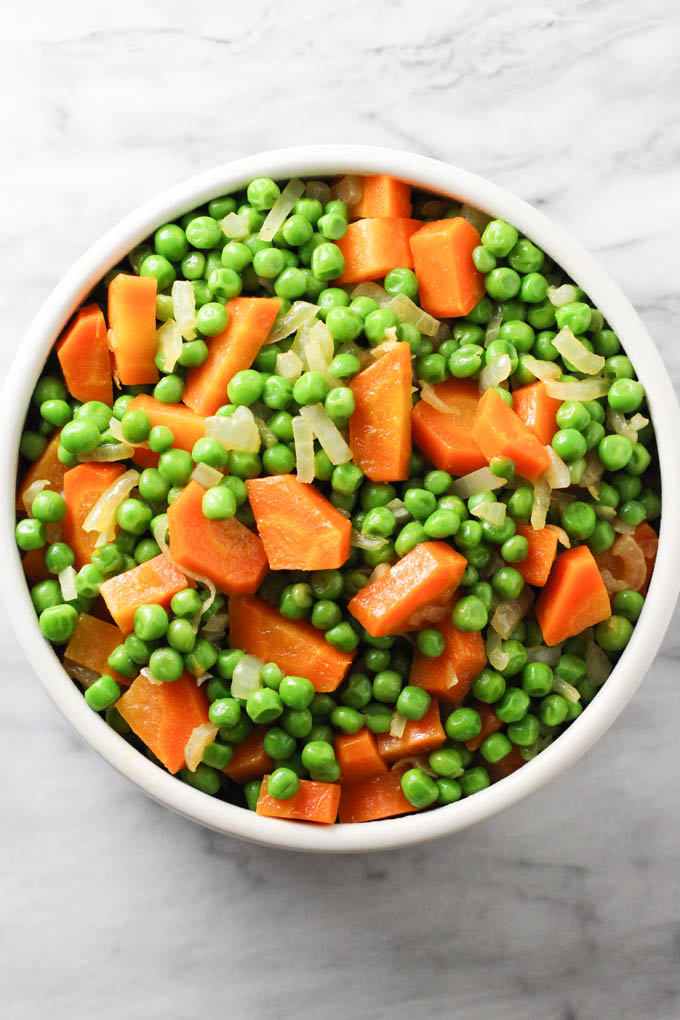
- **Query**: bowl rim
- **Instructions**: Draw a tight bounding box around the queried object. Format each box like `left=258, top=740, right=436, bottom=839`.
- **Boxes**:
left=1, top=144, right=679, bottom=853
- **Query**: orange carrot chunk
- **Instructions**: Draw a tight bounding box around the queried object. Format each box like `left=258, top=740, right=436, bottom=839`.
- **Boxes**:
left=64, top=613, right=128, bottom=686
left=115, top=671, right=210, bottom=774
left=487, top=744, right=526, bottom=782
left=535, top=546, right=611, bottom=647
left=515, top=522, right=559, bottom=588
left=100, top=554, right=190, bottom=634
left=127, top=394, right=206, bottom=453
left=246, top=474, right=351, bottom=571
left=22, top=548, right=50, bottom=585
left=472, top=386, right=551, bottom=482
left=512, top=381, right=563, bottom=446
left=182, top=297, right=281, bottom=416
left=62, top=463, right=125, bottom=569
left=409, top=218, right=486, bottom=318
left=228, top=595, right=355, bottom=693
left=349, top=342, right=412, bottom=482
left=465, top=703, right=503, bottom=752
left=167, top=480, right=268, bottom=596
left=224, top=726, right=273, bottom=783
left=410, top=615, right=487, bottom=704
left=335, top=218, right=422, bottom=285
left=107, top=273, right=158, bottom=385
left=338, top=770, right=420, bottom=823
left=335, top=729, right=387, bottom=784
left=256, top=777, right=341, bottom=824
left=411, top=377, right=487, bottom=476
left=377, top=699, right=446, bottom=764
left=349, top=175, right=413, bottom=220
left=16, top=431, right=66, bottom=512
left=348, top=541, right=467, bottom=637
left=56, top=304, right=113, bottom=406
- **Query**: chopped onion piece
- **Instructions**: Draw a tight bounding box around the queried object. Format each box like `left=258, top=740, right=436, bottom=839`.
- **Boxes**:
left=471, top=500, right=506, bottom=527
left=201, top=611, right=229, bottom=637
left=371, top=338, right=400, bottom=360
left=491, top=586, right=533, bottom=639
left=521, top=356, right=561, bottom=382
left=337, top=339, right=374, bottom=367
left=552, top=676, right=580, bottom=703
left=385, top=293, right=440, bottom=336
left=58, top=565, right=77, bottom=602
left=196, top=671, right=213, bottom=687
left=292, top=415, right=314, bottom=483
left=526, top=645, right=561, bottom=666
left=613, top=518, right=636, bottom=535
left=309, top=318, right=334, bottom=363
left=607, top=407, right=640, bottom=443
left=544, top=377, right=610, bottom=401
left=351, top=529, right=386, bottom=550
left=107, top=416, right=125, bottom=443
left=483, top=303, right=503, bottom=347
left=636, top=527, right=659, bottom=560
left=301, top=334, right=338, bottom=387
left=254, top=415, right=278, bottom=449
left=83, top=442, right=136, bottom=462
left=598, top=569, right=628, bottom=594
left=486, top=628, right=510, bottom=670
left=543, top=446, right=571, bottom=489
left=152, top=514, right=169, bottom=548
left=276, top=350, right=303, bottom=380
left=546, top=523, right=571, bottom=548
left=350, top=281, right=391, bottom=306
left=419, top=382, right=457, bottom=414
left=22, top=479, right=49, bottom=515
left=305, top=179, right=332, bottom=204
left=595, top=504, right=616, bottom=521
left=389, top=711, right=408, bottom=739
left=220, top=212, right=249, bottom=240
left=184, top=722, right=219, bottom=772
left=445, top=667, right=460, bottom=691
left=391, top=755, right=439, bottom=777
left=460, top=203, right=491, bottom=233
left=140, top=666, right=164, bottom=687
left=205, top=407, right=260, bottom=453
left=332, top=174, right=362, bottom=206
left=386, top=498, right=410, bottom=522
left=553, top=328, right=605, bottom=375
left=368, top=562, right=391, bottom=584
left=629, top=412, right=649, bottom=432
left=267, top=301, right=318, bottom=343
left=585, top=640, right=613, bottom=686
left=83, top=468, right=139, bottom=535
left=299, top=404, right=352, bottom=464
left=191, top=463, right=223, bottom=489
left=171, top=281, right=197, bottom=340
left=598, top=535, right=646, bottom=593
left=531, top=477, right=551, bottom=530
left=548, top=284, right=577, bottom=307
left=451, top=467, right=507, bottom=498
left=231, top=654, right=264, bottom=701
left=479, top=353, right=512, bottom=393
left=63, top=658, right=99, bottom=689
left=581, top=451, right=604, bottom=492
left=258, top=178, right=305, bottom=242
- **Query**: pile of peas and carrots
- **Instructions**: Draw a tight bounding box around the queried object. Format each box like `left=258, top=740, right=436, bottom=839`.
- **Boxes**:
left=14, top=172, right=660, bottom=824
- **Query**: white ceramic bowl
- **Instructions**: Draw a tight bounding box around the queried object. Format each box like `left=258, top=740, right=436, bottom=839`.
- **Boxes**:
left=2, top=145, right=679, bottom=853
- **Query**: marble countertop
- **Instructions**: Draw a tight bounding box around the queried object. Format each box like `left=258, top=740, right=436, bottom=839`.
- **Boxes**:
left=2, top=1, right=679, bottom=1017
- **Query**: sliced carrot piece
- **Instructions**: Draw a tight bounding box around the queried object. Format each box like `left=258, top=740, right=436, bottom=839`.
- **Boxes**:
left=535, top=545, right=611, bottom=646
left=224, top=726, right=273, bottom=783
left=246, top=474, right=351, bottom=570
left=115, top=671, right=209, bottom=774
left=349, top=342, right=412, bottom=482
left=182, top=297, right=281, bottom=416
left=56, top=304, right=113, bottom=406
left=107, top=273, right=158, bottom=385
left=512, top=381, right=562, bottom=446
left=100, top=553, right=190, bottom=634
left=465, top=702, right=502, bottom=752
left=62, top=463, right=125, bottom=569
left=127, top=394, right=206, bottom=453
left=335, top=729, right=387, bottom=784
left=472, top=387, right=551, bottom=482
left=16, top=431, right=66, bottom=512
left=64, top=612, right=128, bottom=686
left=410, top=615, right=486, bottom=704
left=409, top=218, right=485, bottom=318
left=228, top=595, right=355, bottom=693
left=348, top=541, right=466, bottom=637
left=256, top=777, right=341, bottom=824
left=349, top=175, right=412, bottom=219
left=515, top=522, right=559, bottom=588
left=335, top=218, right=422, bottom=285
left=338, top=770, right=419, bottom=823
left=22, top=548, right=50, bottom=585
left=377, top=699, right=446, bottom=764
left=411, top=377, right=487, bottom=475
left=167, top=480, right=268, bottom=596
left=487, top=744, right=526, bottom=781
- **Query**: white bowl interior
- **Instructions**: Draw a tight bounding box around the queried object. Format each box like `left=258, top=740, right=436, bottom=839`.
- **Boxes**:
left=1, top=145, right=679, bottom=852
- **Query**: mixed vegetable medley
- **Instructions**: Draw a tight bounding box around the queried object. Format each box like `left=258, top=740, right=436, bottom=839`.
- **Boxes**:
left=15, top=172, right=660, bottom=824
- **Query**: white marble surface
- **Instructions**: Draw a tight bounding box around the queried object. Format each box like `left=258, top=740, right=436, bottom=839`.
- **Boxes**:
left=2, top=1, right=680, bottom=1017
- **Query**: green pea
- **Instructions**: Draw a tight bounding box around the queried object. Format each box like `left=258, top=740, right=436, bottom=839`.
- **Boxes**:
left=595, top=615, right=633, bottom=652
left=310, top=241, right=345, bottom=282
left=555, top=301, right=592, bottom=334
left=639, top=489, right=661, bottom=521
left=84, top=674, right=121, bottom=712
left=495, top=687, right=530, bottom=724
left=507, top=713, right=540, bottom=746
left=401, top=768, right=439, bottom=808
left=140, top=253, right=175, bottom=290
left=627, top=443, right=651, bottom=476
left=472, top=245, right=496, bottom=273
left=452, top=596, right=488, bottom=632
left=292, top=371, right=329, bottom=406
left=591, top=329, right=620, bottom=357
left=39, top=604, right=78, bottom=644
left=485, top=267, right=521, bottom=301
left=608, top=378, right=645, bottom=413
left=491, top=567, right=524, bottom=600
left=329, top=352, right=361, bottom=379
left=472, top=667, right=506, bottom=704
left=325, top=386, right=355, bottom=423
left=588, top=519, right=616, bottom=555
left=552, top=428, right=588, bottom=463
left=521, top=661, right=554, bottom=697
left=325, top=622, right=359, bottom=653
left=133, top=604, right=168, bottom=642
left=480, top=732, right=512, bottom=764
left=540, top=694, right=569, bottom=727
left=364, top=308, right=399, bottom=346
left=612, top=589, right=644, bottom=623
left=30, top=579, right=63, bottom=613
left=396, top=686, right=431, bottom=720
left=416, top=628, right=445, bottom=658
left=43, top=542, right=74, bottom=574
left=598, top=434, right=633, bottom=471
left=115, top=498, right=153, bottom=536
left=562, top=501, right=597, bottom=540
left=482, top=219, right=519, bottom=257
left=60, top=419, right=100, bottom=455
left=349, top=295, right=379, bottom=320
left=445, top=707, right=481, bottom=743
left=507, top=238, right=544, bottom=274
left=449, top=344, right=484, bottom=378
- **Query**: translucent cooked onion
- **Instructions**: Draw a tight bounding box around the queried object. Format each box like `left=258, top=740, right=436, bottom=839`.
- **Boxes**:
left=171, top=281, right=197, bottom=340
left=140, top=666, right=164, bottom=687
left=598, top=569, right=628, bottom=594
left=479, top=353, right=512, bottom=393
left=607, top=407, right=643, bottom=443
left=552, top=676, right=581, bottom=703
left=152, top=514, right=169, bottom=548
left=107, top=416, right=125, bottom=443
left=309, top=318, right=335, bottom=363
left=351, top=529, right=386, bottom=550
left=205, top=407, right=260, bottom=453
left=548, top=284, right=577, bottom=307
left=220, top=212, right=249, bottom=239
left=391, top=755, right=438, bottom=777
left=613, top=518, right=636, bottom=535
left=301, top=334, right=338, bottom=387
left=546, top=523, right=571, bottom=548
left=299, top=404, right=352, bottom=464
left=526, top=645, right=561, bottom=666
left=386, top=293, right=440, bottom=336
left=483, top=303, right=503, bottom=347
left=332, top=174, right=362, bottom=206
left=544, top=446, right=571, bottom=489
left=191, top=463, right=223, bottom=489
left=636, top=527, right=658, bottom=560
left=386, top=497, right=410, bottom=523
left=184, top=722, right=219, bottom=772
left=267, top=301, right=318, bottom=343
left=305, top=179, right=332, bottom=204
left=259, top=178, right=305, bottom=242
left=521, top=356, right=561, bottom=382
left=253, top=415, right=278, bottom=449
left=195, top=671, right=213, bottom=687
left=434, top=321, right=452, bottom=344
left=585, top=640, right=613, bottom=686
left=389, top=711, right=408, bottom=739
left=486, top=628, right=510, bottom=670
left=471, top=501, right=506, bottom=527
left=553, top=328, right=605, bottom=375
left=451, top=467, right=507, bottom=498
left=22, top=479, right=49, bottom=515
left=350, top=281, right=391, bottom=306
left=419, top=382, right=457, bottom=414
left=372, top=338, right=400, bottom=360
left=84, top=443, right=136, bottom=463
left=531, top=477, right=551, bottom=530
left=491, top=586, right=533, bottom=638
left=445, top=667, right=460, bottom=691
left=58, top=565, right=77, bottom=602
left=276, top=350, right=303, bottom=380
left=83, top=468, right=139, bottom=536
left=201, top=610, right=229, bottom=637
left=368, top=562, right=391, bottom=584
left=460, top=203, right=491, bottom=233
left=231, top=654, right=264, bottom=701
left=337, top=339, right=374, bottom=367
left=292, top=415, right=314, bottom=483
left=597, top=534, right=647, bottom=593
left=581, top=451, right=605, bottom=491
left=63, top=658, right=100, bottom=689
left=545, top=377, right=610, bottom=401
